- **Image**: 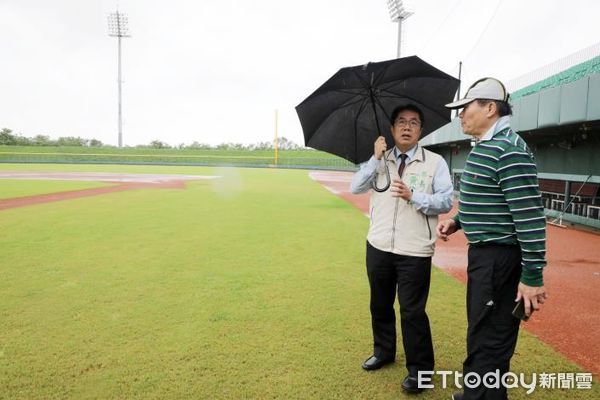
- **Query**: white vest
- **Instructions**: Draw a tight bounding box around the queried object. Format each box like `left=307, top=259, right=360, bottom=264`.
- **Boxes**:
left=367, top=145, right=442, bottom=257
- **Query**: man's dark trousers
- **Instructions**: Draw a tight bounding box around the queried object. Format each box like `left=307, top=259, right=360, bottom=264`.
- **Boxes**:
left=366, top=241, right=434, bottom=375
left=463, top=244, right=522, bottom=400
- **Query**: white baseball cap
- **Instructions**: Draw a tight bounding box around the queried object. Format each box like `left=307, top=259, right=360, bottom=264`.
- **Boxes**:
left=445, top=77, right=509, bottom=109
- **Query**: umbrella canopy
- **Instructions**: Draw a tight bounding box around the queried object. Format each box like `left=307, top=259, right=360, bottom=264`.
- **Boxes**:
left=296, top=56, right=460, bottom=164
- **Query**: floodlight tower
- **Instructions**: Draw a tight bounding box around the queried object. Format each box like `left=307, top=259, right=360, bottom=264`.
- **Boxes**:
left=107, top=10, right=131, bottom=147
left=387, top=0, right=413, bottom=58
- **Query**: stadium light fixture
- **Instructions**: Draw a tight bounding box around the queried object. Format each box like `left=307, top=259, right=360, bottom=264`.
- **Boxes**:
left=107, top=10, right=131, bottom=147
left=387, top=0, right=413, bottom=58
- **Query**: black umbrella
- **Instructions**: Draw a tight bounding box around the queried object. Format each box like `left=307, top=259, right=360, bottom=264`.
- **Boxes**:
left=296, top=56, right=459, bottom=165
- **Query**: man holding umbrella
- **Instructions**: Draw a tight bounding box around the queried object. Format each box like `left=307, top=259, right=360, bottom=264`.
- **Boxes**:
left=351, top=103, right=453, bottom=394
left=296, top=55, right=459, bottom=393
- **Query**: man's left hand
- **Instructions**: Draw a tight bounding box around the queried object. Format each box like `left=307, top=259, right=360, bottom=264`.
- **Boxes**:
left=515, top=283, right=548, bottom=318
left=390, top=179, right=412, bottom=201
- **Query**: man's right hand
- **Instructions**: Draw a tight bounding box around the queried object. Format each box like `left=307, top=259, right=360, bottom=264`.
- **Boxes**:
left=436, top=219, right=457, bottom=241
left=374, top=136, right=387, bottom=160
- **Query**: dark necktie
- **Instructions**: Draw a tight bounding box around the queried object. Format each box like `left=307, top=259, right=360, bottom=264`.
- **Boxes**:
left=398, top=154, right=408, bottom=178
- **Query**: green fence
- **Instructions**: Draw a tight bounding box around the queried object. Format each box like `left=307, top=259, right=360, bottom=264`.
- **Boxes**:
left=0, top=147, right=357, bottom=171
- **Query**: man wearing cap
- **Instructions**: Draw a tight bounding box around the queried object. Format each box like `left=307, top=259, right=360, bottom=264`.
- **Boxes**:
left=437, top=78, right=547, bottom=400
left=351, top=104, right=454, bottom=394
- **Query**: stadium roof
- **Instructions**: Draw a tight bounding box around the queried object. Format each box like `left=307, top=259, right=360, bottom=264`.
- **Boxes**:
left=511, top=54, right=600, bottom=100
left=421, top=44, right=600, bottom=147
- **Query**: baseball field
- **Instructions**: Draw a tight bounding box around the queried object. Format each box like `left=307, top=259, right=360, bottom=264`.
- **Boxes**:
left=0, top=163, right=596, bottom=399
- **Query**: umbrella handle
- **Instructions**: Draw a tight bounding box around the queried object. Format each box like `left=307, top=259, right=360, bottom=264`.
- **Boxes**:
left=371, top=158, right=391, bottom=192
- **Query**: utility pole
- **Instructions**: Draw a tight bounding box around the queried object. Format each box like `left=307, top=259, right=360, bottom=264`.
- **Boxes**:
left=274, top=109, right=279, bottom=166
left=107, top=10, right=131, bottom=147
left=456, top=61, right=462, bottom=117
left=387, top=0, right=413, bottom=58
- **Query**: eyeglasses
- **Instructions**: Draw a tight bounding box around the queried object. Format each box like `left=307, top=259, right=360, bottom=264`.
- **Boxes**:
left=394, top=119, right=421, bottom=128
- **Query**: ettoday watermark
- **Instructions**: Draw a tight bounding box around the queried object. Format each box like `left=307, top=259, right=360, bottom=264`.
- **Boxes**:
left=417, top=370, right=593, bottom=394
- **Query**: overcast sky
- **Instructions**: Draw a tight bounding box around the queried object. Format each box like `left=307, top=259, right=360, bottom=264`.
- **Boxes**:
left=1, top=0, right=599, bottom=147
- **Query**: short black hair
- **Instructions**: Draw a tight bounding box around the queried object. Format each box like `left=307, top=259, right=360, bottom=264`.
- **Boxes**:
left=390, top=104, right=425, bottom=127
left=476, top=99, right=513, bottom=117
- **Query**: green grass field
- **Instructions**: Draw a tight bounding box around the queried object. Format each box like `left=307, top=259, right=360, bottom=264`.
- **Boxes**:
left=0, top=146, right=355, bottom=170
left=0, top=163, right=596, bottom=399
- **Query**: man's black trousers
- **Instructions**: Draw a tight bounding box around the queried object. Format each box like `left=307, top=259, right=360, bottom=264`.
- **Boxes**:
left=366, top=241, right=434, bottom=375
left=463, top=244, right=522, bottom=400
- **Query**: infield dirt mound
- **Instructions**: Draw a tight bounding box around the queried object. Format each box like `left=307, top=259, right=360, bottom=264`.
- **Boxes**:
left=0, top=171, right=217, bottom=210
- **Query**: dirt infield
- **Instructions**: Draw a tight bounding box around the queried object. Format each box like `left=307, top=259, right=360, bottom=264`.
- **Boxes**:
left=310, top=171, right=600, bottom=374
left=0, top=172, right=218, bottom=210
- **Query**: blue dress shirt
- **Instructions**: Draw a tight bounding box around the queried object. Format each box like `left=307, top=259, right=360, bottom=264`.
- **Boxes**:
left=350, top=145, right=454, bottom=215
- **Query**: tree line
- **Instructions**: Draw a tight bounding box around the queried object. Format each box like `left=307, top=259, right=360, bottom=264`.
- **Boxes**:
left=0, top=128, right=103, bottom=147
left=0, top=128, right=304, bottom=150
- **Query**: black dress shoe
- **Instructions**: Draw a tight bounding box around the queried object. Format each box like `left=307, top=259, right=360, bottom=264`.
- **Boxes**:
left=451, top=393, right=464, bottom=400
left=361, top=355, right=394, bottom=371
left=401, top=375, right=424, bottom=394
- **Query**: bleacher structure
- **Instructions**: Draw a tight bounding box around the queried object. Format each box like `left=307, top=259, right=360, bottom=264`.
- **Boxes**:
left=421, top=44, right=600, bottom=229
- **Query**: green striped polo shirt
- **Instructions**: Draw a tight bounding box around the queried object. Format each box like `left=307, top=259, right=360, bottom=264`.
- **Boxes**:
left=454, top=126, right=546, bottom=286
